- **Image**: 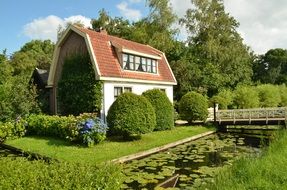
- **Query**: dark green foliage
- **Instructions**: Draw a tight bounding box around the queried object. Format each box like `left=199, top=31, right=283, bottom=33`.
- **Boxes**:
left=257, top=84, right=281, bottom=107
left=253, top=48, right=287, bottom=84
left=25, top=114, right=107, bottom=146
left=107, top=93, right=156, bottom=139
left=0, top=158, right=122, bottom=190
left=143, top=89, right=174, bottom=131
left=58, top=54, right=102, bottom=115
left=179, top=92, right=208, bottom=123
left=180, top=0, right=252, bottom=97
left=233, top=85, right=259, bottom=108
left=26, top=114, right=78, bottom=141
left=0, top=75, right=40, bottom=122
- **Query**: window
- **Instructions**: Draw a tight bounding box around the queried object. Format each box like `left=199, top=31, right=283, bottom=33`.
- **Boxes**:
left=122, top=53, right=157, bottom=74
left=114, top=87, right=123, bottom=99
left=114, top=87, right=132, bottom=99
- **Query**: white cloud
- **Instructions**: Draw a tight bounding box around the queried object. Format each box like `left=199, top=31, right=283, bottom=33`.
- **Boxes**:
left=128, top=0, right=141, bottom=3
left=169, top=0, right=287, bottom=54
left=117, top=1, right=142, bottom=21
left=23, top=15, right=92, bottom=42
left=224, top=0, right=287, bottom=54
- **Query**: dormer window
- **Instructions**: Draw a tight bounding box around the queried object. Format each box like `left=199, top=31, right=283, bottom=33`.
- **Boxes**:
left=122, top=53, right=157, bottom=74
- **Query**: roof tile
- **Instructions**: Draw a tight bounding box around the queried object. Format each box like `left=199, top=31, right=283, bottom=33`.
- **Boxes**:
left=78, top=27, right=176, bottom=83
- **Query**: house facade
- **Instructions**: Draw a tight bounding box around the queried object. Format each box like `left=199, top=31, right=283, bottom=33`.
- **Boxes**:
left=47, top=25, right=177, bottom=121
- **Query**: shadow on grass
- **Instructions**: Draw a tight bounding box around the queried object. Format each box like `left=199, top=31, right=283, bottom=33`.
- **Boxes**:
left=26, top=135, right=75, bottom=147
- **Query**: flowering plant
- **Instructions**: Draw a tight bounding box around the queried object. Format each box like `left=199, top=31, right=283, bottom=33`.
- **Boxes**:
left=77, top=117, right=108, bottom=147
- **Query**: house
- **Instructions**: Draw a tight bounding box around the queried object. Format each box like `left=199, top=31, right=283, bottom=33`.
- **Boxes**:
left=47, top=25, right=177, bottom=121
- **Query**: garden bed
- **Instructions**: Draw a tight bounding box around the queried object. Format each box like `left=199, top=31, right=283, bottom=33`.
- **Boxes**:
left=6, top=126, right=214, bottom=164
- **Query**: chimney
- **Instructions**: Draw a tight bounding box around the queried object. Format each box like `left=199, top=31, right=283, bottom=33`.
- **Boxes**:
left=99, top=28, right=108, bottom=35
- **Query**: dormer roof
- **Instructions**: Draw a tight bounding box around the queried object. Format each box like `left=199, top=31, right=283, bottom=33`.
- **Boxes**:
left=48, top=25, right=177, bottom=86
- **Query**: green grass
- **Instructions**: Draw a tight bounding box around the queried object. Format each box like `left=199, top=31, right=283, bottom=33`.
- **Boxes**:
left=6, top=126, right=213, bottom=164
left=200, top=130, right=287, bottom=190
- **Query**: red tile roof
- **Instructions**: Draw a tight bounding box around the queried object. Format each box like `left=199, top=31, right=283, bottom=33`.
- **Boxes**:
left=77, top=27, right=176, bottom=84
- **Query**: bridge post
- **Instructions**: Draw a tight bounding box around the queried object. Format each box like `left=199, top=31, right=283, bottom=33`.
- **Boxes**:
left=213, top=103, right=217, bottom=125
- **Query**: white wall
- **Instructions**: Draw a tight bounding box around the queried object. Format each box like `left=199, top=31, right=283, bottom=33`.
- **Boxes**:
left=101, top=81, right=174, bottom=121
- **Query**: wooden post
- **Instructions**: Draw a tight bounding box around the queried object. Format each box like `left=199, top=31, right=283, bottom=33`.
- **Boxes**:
left=213, top=103, right=217, bottom=124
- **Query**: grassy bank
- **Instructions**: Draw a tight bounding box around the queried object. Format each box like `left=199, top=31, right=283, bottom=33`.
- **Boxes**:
left=6, top=126, right=213, bottom=164
left=201, top=130, right=287, bottom=190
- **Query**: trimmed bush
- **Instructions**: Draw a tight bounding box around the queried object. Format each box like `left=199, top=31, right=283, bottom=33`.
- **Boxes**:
left=0, top=157, right=122, bottom=190
left=26, top=114, right=107, bottom=147
left=107, top=93, right=156, bottom=139
left=257, top=84, right=281, bottom=107
left=178, top=92, right=208, bottom=123
left=143, top=89, right=174, bottom=131
left=233, top=85, right=259, bottom=109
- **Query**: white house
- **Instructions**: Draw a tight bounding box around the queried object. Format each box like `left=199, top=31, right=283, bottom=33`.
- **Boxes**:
left=47, top=25, right=177, bottom=121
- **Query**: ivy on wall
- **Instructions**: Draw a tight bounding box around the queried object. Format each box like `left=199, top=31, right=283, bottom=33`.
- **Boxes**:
left=58, top=54, right=102, bottom=115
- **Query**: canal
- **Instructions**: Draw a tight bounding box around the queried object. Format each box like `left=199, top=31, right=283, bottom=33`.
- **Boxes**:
left=121, top=130, right=274, bottom=189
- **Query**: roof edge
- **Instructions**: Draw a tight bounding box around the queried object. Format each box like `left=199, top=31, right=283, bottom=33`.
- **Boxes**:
left=100, top=76, right=177, bottom=85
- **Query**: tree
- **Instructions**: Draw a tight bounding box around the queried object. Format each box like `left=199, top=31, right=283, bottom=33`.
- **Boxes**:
left=233, top=85, right=259, bottom=109
left=181, top=0, right=253, bottom=96
left=253, top=48, right=287, bottom=84
left=257, top=84, right=281, bottom=107
left=91, top=1, right=178, bottom=57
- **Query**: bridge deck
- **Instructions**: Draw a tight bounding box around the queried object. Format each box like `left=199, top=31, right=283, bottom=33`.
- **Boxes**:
left=215, top=107, right=287, bottom=125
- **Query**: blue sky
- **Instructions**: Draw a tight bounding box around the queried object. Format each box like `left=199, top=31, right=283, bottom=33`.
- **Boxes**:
left=0, top=0, right=148, bottom=55
left=1, top=0, right=287, bottom=55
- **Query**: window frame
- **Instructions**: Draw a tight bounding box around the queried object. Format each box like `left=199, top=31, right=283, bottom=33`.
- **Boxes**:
left=122, top=53, right=157, bottom=74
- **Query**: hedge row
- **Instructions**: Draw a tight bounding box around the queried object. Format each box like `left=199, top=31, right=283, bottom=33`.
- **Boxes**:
left=0, top=119, right=26, bottom=143
left=0, top=157, right=122, bottom=190
left=211, top=84, right=287, bottom=109
left=26, top=113, right=108, bottom=147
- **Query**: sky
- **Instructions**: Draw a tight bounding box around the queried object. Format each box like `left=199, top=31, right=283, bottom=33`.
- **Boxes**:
left=1, top=0, right=287, bottom=56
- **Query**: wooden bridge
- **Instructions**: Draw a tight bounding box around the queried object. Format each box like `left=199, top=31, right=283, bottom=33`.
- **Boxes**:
left=215, top=107, right=287, bottom=125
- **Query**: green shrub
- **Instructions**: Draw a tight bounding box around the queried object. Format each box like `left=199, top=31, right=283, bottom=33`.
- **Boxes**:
left=210, top=89, right=234, bottom=109
left=0, top=157, right=122, bottom=190
left=58, top=54, right=102, bottom=116
left=26, top=114, right=107, bottom=146
left=279, top=84, right=287, bottom=107
left=107, top=93, right=156, bottom=139
left=143, top=89, right=174, bottom=131
left=0, top=118, right=26, bottom=143
left=257, top=84, right=281, bottom=107
left=233, top=85, right=259, bottom=108
left=178, top=92, right=208, bottom=123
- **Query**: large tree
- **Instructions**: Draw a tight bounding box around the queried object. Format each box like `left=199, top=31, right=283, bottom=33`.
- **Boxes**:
left=180, top=0, right=253, bottom=96
left=91, top=0, right=178, bottom=58
left=253, top=48, right=287, bottom=84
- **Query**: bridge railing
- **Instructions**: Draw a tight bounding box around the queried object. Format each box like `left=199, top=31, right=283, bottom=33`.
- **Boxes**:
left=216, top=107, right=287, bottom=124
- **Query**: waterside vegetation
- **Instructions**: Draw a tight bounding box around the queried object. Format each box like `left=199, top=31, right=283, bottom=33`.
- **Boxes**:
left=201, top=130, right=287, bottom=189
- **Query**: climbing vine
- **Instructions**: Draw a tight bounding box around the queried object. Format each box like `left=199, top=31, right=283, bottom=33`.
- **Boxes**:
left=58, top=54, right=102, bottom=115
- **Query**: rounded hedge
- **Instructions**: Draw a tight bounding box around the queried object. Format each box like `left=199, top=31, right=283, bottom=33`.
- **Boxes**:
left=142, top=89, right=174, bottom=131
left=257, top=84, right=281, bottom=107
left=107, top=93, right=156, bottom=138
left=233, top=85, right=259, bottom=108
left=178, top=92, right=208, bottom=123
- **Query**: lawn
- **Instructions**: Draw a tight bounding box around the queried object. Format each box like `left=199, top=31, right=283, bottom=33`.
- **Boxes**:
left=6, top=126, right=214, bottom=164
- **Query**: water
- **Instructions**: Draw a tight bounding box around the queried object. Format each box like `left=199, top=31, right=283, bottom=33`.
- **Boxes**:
left=122, top=131, right=273, bottom=189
